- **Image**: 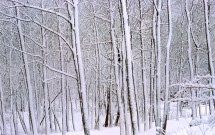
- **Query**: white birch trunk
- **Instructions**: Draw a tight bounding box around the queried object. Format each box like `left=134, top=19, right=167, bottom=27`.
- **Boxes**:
left=67, top=2, right=81, bottom=130
left=203, top=0, right=215, bottom=114
left=58, top=18, right=67, bottom=135
left=93, top=10, right=101, bottom=129
left=120, top=0, right=138, bottom=134
left=139, top=0, right=149, bottom=131
left=162, top=0, right=172, bottom=133
left=0, top=76, right=6, bottom=135
left=15, top=5, right=38, bottom=135
left=185, top=0, right=197, bottom=119
left=154, top=0, right=162, bottom=134
left=109, top=0, right=125, bottom=134
left=41, top=0, right=50, bottom=134
left=109, top=68, right=113, bottom=127
left=9, top=8, right=17, bottom=134
left=152, top=4, right=157, bottom=124
left=73, top=0, right=90, bottom=134
left=177, top=32, right=184, bottom=120
left=56, top=1, right=67, bottom=133
left=149, top=40, right=154, bottom=129
left=122, top=36, right=130, bottom=135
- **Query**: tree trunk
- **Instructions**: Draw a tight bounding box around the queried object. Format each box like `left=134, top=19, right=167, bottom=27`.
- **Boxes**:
left=203, top=0, right=215, bottom=114
left=73, top=0, right=90, bottom=134
left=122, top=36, right=130, bottom=135
left=162, top=0, right=172, bottom=133
left=110, top=0, right=125, bottom=134
left=185, top=0, right=197, bottom=119
left=41, top=0, right=50, bottom=134
left=120, top=0, right=138, bottom=134
left=139, top=0, right=149, bottom=131
left=15, top=4, right=38, bottom=135
left=153, top=0, right=162, bottom=134
left=0, top=76, right=6, bottom=135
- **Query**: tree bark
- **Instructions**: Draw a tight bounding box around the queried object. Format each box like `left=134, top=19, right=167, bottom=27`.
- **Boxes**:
left=120, top=0, right=138, bottom=134
left=73, top=0, right=90, bottom=134
left=110, top=0, right=125, bottom=134
left=15, top=4, right=38, bottom=135
left=203, top=0, right=215, bottom=114
left=162, top=0, right=172, bottom=133
left=185, top=0, right=197, bottom=119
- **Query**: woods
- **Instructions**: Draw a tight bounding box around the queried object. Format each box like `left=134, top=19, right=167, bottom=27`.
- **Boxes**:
left=0, top=0, right=215, bottom=135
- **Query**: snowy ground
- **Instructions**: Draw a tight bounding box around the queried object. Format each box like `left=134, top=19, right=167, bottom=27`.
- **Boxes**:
left=49, top=103, right=215, bottom=135
left=43, top=104, right=213, bottom=135
left=5, top=102, right=215, bottom=135
left=50, top=117, right=215, bottom=135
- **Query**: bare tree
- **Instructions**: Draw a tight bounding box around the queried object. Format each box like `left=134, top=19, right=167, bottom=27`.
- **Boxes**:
left=109, top=0, right=125, bottom=134
left=73, top=0, right=90, bottom=134
left=120, top=0, right=138, bottom=134
left=162, top=0, right=172, bottom=133
left=15, top=4, right=38, bottom=135
left=153, top=0, right=162, bottom=134
left=203, top=0, right=215, bottom=114
left=185, top=0, right=197, bottom=119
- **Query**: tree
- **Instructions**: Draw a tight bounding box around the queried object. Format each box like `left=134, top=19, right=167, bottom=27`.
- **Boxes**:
left=109, top=0, right=125, bottom=134
left=73, top=0, right=90, bottom=134
left=153, top=0, right=162, bottom=134
left=41, top=0, right=50, bottom=134
left=162, top=0, right=172, bottom=133
left=139, top=0, right=149, bottom=131
left=203, top=0, right=215, bottom=114
left=185, top=0, right=197, bottom=119
left=0, top=75, right=6, bottom=135
left=15, top=4, right=38, bottom=135
left=120, top=0, right=138, bottom=134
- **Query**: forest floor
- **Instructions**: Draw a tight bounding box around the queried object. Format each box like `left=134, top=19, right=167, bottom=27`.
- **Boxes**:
left=50, top=102, right=215, bottom=135
left=6, top=102, right=215, bottom=135
left=50, top=117, right=215, bottom=135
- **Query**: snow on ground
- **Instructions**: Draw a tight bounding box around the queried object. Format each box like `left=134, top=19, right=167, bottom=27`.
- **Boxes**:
left=51, top=127, right=120, bottom=135
left=50, top=117, right=215, bottom=135
left=7, top=102, right=214, bottom=135
left=50, top=102, right=215, bottom=135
